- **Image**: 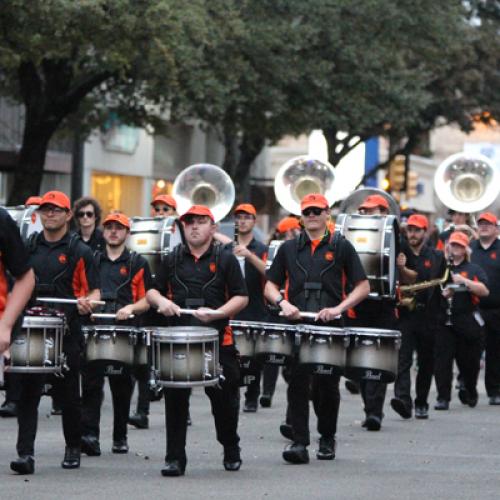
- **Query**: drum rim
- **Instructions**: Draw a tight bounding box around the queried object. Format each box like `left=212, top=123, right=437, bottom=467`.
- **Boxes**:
left=22, top=316, right=64, bottom=326
left=82, top=325, right=138, bottom=332
left=298, top=325, right=346, bottom=335
left=152, top=332, right=219, bottom=342
left=229, top=320, right=295, bottom=331
left=347, top=327, right=401, bottom=338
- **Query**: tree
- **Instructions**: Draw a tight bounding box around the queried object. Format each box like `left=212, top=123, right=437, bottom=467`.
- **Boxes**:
left=0, top=0, right=210, bottom=204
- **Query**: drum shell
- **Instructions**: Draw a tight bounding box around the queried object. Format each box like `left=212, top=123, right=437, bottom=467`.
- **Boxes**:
left=10, top=316, right=64, bottom=374
left=84, top=326, right=136, bottom=366
left=134, top=329, right=150, bottom=366
left=298, top=328, right=348, bottom=375
left=152, top=327, right=219, bottom=387
left=232, top=328, right=256, bottom=359
left=345, top=329, right=401, bottom=383
left=254, top=325, right=294, bottom=364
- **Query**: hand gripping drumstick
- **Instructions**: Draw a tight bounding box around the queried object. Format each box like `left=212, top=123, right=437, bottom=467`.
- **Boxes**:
left=91, top=313, right=136, bottom=319
left=178, top=308, right=220, bottom=316
left=37, top=297, right=106, bottom=306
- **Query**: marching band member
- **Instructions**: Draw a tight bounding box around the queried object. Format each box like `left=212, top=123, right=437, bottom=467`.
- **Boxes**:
left=437, top=210, right=476, bottom=250
left=391, top=214, right=446, bottom=420
left=10, top=191, right=100, bottom=474
left=470, top=213, right=500, bottom=405
left=147, top=205, right=248, bottom=477
left=265, top=193, right=369, bottom=464
left=231, top=203, right=268, bottom=413
left=81, top=213, right=152, bottom=456
left=73, top=196, right=105, bottom=252
left=150, top=194, right=177, bottom=217
left=346, top=194, right=398, bottom=431
left=434, top=231, right=488, bottom=410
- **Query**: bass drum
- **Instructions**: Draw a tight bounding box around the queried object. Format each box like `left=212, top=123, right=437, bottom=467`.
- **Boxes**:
left=5, top=205, right=42, bottom=241
left=335, top=213, right=399, bottom=298
left=127, top=216, right=184, bottom=277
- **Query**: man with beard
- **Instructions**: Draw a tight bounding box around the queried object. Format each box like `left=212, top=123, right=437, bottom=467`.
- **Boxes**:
left=391, top=214, right=446, bottom=419
left=81, top=213, right=152, bottom=456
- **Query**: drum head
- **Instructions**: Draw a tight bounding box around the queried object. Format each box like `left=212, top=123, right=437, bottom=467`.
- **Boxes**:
left=348, top=327, right=401, bottom=339
left=153, top=326, right=218, bottom=343
left=23, top=316, right=64, bottom=328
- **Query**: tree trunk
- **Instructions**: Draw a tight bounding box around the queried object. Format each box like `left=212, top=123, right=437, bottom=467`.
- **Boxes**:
left=234, top=134, right=265, bottom=202
left=7, top=117, right=55, bottom=205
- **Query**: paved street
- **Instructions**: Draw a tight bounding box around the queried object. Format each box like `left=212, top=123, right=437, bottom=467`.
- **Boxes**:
left=1, top=371, right=500, bottom=500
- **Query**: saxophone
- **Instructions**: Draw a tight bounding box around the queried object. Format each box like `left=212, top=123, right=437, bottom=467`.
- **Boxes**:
left=399, top=265, right=450, bottom=311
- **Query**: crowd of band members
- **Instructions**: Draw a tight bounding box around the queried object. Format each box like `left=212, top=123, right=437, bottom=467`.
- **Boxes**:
left=0, top=188, right=499, bottom=476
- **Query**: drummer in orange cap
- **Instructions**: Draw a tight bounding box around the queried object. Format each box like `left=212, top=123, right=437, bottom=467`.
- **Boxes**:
left=150, top=194, right=177, bottom=217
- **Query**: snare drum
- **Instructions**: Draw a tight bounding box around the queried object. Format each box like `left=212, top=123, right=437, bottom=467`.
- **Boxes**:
left=335, top=214, right=399, bottom=298
left=151, top=326, right=220, bottom=388
left=10, top=314, right=65, bottom=374
left=6, top=204, right=42, bottom=241
left=345, top=328, right=401, bottom=383
left=127, top=216, right=184, bottom=277
left=230, top=320, right=257, bottom=359
left=254, top=322, right=295, bottom=365
left=83, top=325, right=137, bottom=367
left=298, top=325, right=350, bottom=375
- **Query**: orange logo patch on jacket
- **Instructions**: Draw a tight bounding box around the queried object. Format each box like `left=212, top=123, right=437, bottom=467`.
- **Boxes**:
left=460, top=271, right=468, bottom=278
left=209, top=262, right=216, bottom=273
left=58, top=254, right=67, bottom=264
left=424, top=260, right=431, bottom=268
left=120, top=266, right=128, bottom=276
left=491, top=252, right=497, bottom=260
left=325, top=251, right=334, bottom=261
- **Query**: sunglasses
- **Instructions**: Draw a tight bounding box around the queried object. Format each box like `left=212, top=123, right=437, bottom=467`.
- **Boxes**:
left=154, top=206, right=173, bottom=212
left=302, top=207, right=324, bottom=216
left=39, top=205, right=67, bottom=214
left=77, top=211, right=95, bottom=218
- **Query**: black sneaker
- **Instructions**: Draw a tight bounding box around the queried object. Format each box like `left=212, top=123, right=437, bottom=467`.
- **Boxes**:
left=390, top=398, right=412, bottom=419
left=364, top=414, right=382, bottom=431
left=458, top=388, right=470, bottom=406
left=434, top=399, right=449, bottom=410
left=10, top=455, right=34, bottom=475
left=81, top=435, right=101, bottom=456
left=316, top=436, right=336, bottom=460
left=61, top=446, right=80, bottom=469
left=128, top=413, right=149, bottom=429
left=223, top=445, right=242, bottom=471
left=489, top=395, right=500, bottom=405
left=161, top=460, right=185, bottom=477
left=0, top=401, right=18, bottom=418
left=112, top=439, right=129, bottom=454
left=283, top=443, right=309, bottom=464
left=280, top=422, right=293, bottom=440
left=259, top=394, right=272, bottom=408
left=414, top=405, right=429, bottom=419
left=243, top=400, right=257, bottom=413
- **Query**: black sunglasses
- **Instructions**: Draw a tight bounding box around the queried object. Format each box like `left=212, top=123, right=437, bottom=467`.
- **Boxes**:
left=302, top=207, right=324, bottom=216
left=154, top=206, right=172, bottom=212
left=77, top=210, right=95, bottom=218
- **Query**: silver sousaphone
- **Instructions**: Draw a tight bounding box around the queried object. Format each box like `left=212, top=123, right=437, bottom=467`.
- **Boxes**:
left=434, top=152, right=500, bottom=216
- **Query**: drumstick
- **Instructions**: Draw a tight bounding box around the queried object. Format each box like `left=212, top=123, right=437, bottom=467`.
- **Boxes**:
left=178, top=308, right=220, bottom=316
left=37, top=297, right=106, bottom=306
left=91, top=313, right=135, bottom=319
left=279, top=311, right=342, bottom=320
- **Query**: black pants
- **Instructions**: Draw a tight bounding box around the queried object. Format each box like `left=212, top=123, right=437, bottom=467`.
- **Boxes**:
left=394, top=311, right=435, bottom=408
left=434, top=314, right=483, bottom=402
left=481, top=308, right=500, bottom=397
left=244, top=361, right=280, bottom=402
left=16, top=336, right=82, bottom=457
left=287, top=360, right=340, bottom=446
left=3, top=372, right=22, bottom=403
left=163, top=346, right=240, bottom=465
left=81, top=363, right=134, bottom=441
left=132, top=364, right=151, bottom=415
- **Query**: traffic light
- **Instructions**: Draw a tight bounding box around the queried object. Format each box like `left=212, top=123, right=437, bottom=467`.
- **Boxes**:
left=406, top=170, right=419, bottom=198
left=388, top=155, right=406, bottom=192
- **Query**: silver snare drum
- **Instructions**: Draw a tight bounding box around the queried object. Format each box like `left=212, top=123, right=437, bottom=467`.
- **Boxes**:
left=83, top=325, right=137, bottom=366
left=134, top=328, right=151, bottom=367
left=254, top=322, right=295, bottom=365
left=151, top=326, right=220, bottom=388
left=298, top=325, right=350, bottom=375
left=345, top=328, right=401, bottom=383
left=10, top=315, right=65, bottom=374
left=229, top=320, right=258, bottom=359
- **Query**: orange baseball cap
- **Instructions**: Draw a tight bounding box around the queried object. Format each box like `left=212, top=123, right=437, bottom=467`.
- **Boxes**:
left=234, top=203, right=257, bottom=216
left=180, top=205, right=215, bottom=223
left=300, top=193, right=329, bottom=211
left=25, top=196, right=42, bottom=206
left=407, top=214, right=428, bottom=230
left=151, top=194, right=177, bottom=209
left=449, top=231, right=469, bottom=248
left=359, top=194, right=389, bottom=210
left=277, top=216, right=301, bottom=234
left=39, top=191, right=71, bottom=210
left=103, top=212, right=131, bottom=229
left=477, top=212, right=498, bottom=225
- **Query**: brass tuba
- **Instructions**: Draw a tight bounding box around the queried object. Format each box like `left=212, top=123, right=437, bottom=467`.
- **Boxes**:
left=274, top=156, right=337, bottom=215
left=434, top=152, right=500, bottom=214
left=172, top=163, right=235, bottom=222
